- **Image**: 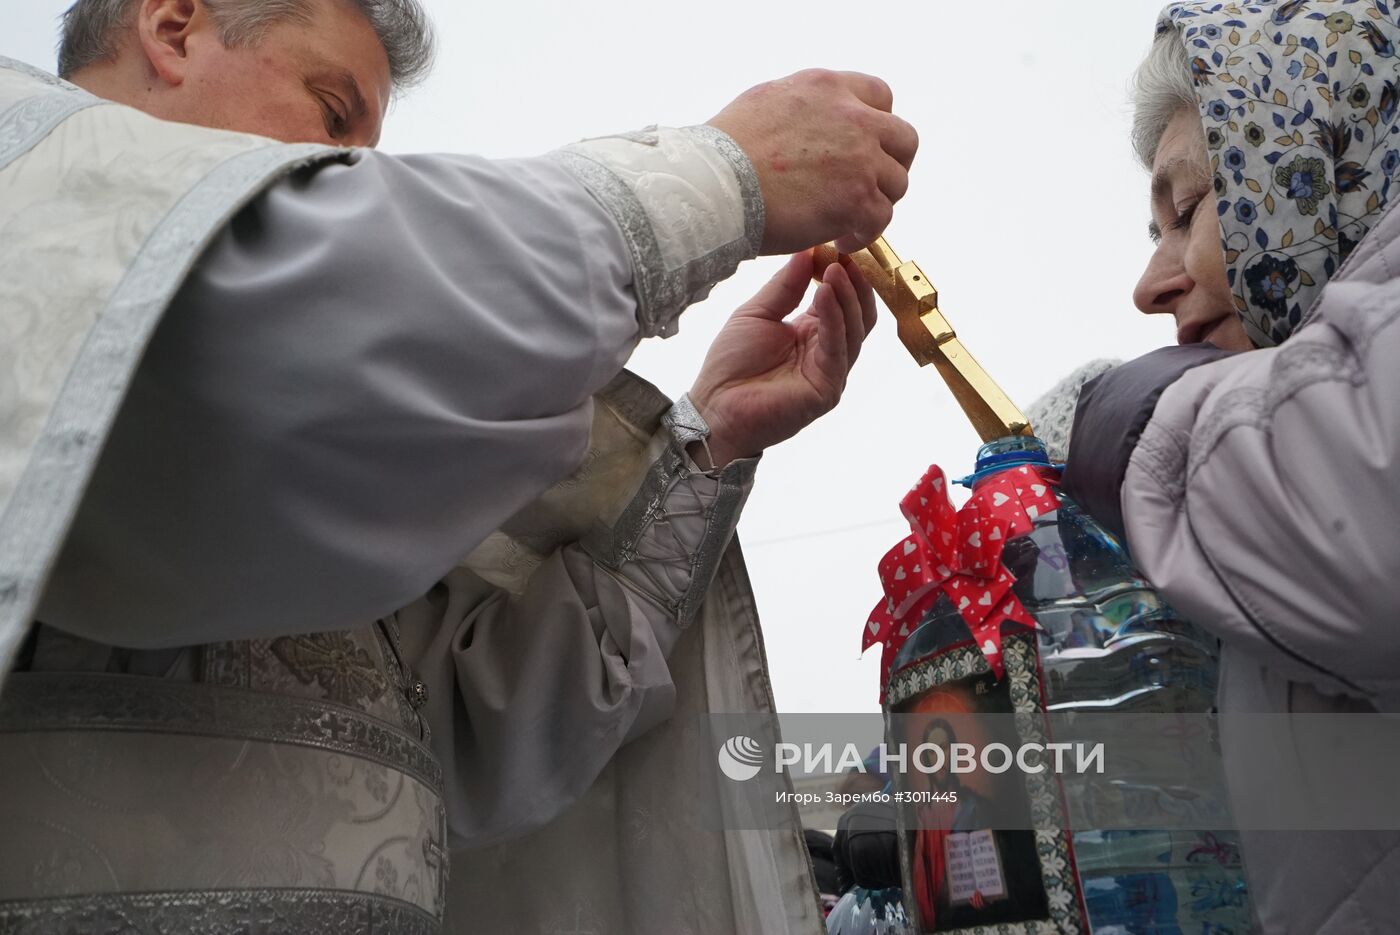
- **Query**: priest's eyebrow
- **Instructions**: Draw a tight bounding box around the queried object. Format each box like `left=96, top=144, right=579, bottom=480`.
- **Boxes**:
left=329, top=68, right=369, bottom=120
left=321, top=67, right=368, bottom=122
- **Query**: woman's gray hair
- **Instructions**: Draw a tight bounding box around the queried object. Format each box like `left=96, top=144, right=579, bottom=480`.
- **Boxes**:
left=1131, top=31, right=1198, bottom=169
left=57, top=0, right=434, bottom=89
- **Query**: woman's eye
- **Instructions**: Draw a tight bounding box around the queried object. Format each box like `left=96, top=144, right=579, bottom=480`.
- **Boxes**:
left=1169, top=200, right=1201, bottom=232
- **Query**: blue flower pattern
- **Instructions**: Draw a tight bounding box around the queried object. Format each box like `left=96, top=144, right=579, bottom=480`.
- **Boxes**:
left=1162, top=0, right=1400, bottom=346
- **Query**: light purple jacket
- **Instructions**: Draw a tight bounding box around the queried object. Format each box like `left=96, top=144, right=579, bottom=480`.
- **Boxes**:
left=1122, top=200, right=1400, bottom=933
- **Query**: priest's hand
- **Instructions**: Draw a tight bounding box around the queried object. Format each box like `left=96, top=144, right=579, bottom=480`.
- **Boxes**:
left=707, top=69, right=918, bottom=255
left=688, top=251, right=877, bottom=467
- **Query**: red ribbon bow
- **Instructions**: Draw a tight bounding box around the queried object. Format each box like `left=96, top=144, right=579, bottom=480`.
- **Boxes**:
left=865, top=463, right=1062, bottom=694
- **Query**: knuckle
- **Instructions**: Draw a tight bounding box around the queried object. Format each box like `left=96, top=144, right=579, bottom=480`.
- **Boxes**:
left=862, top=174, right=885, bottom=203
left=841, top=107, right=874, bottom=140
left=889, top=170, right=910, bottom=201
left=866, top=198, right=894, bottom=231
left=839, top=177, right=879, bottom=219
left=849, top=102, right=881, bottom=131
left=895, top=118, right=920, bottom=153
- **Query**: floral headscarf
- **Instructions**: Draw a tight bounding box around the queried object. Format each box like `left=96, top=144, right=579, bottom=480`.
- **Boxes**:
left=1160, top=0, right=1400, bottom=346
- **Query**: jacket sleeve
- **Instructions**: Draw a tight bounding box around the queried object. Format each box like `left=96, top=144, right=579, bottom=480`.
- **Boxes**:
left=39, top=129, right=763, bottom=648
left=399, top=399, right=758, bottom=847
left=1061, top=345, right=1238, bottom=541
left=1114, top=251, right=1400, bottom=704
left=1023, top=358, right=1119, bottom=463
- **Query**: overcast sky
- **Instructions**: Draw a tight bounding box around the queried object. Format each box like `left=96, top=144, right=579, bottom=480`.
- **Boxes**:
left=5, top=0, right=1176, bottom=714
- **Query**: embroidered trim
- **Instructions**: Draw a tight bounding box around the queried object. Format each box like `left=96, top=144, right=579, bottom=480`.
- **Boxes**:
left=269, top=631, right=389, bottom=708
left=0, top=673, right=443, bottom=792
left=201, top=640, right=252, bottom=687
left=0, top=58, right=80, bottom=92
left=549, top=126, right=762, bottom=339
left=0, top=141, right=346, bottom=682
left=683, top=124, right=765, bottom=259
left=885, top=635, right=989, bottom=708
left=679, top=459, right=756, bottom=627
left=1003, top=635, right=1088, bottom=935
left=583, top=445, right=687, bottom=577
left=583, top=401, right=755, bottom=628
left=662, top=393, right=710, bottom=449
left=549, top=147, right=673, bottom=335
left=0, top=91, right=102, bottom=175
left=0, top=887, right=439, bottom=935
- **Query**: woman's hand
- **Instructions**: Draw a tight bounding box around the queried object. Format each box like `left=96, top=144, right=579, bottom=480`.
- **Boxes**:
left=688, top=251, right=877, bottom=467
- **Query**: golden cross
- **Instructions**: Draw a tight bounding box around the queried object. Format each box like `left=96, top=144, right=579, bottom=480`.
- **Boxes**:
left=814, top=237, right=1033, bottom=443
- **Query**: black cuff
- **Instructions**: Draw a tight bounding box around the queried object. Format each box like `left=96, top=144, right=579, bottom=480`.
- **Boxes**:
left=1061, top=344, right=1237, bottom=541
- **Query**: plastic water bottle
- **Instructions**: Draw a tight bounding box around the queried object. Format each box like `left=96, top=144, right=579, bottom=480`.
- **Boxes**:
left=884, top=435, right=1250, bottom=934
left=827, top=887, right=915, bottom=935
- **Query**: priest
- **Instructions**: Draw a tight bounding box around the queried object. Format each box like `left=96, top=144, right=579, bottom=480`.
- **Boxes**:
left=0, top=0, right=917, bottom=932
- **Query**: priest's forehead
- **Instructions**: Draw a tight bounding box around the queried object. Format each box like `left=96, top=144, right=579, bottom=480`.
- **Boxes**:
left=58, top=0, right=434, bottom=91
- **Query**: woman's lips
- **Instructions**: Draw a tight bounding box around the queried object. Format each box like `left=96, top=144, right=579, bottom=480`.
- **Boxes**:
left=1178, top=316, right=1228, bottom=345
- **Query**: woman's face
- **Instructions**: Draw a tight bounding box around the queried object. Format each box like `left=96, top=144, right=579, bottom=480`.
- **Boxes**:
left=1134, top=108, right=1253, bottom=351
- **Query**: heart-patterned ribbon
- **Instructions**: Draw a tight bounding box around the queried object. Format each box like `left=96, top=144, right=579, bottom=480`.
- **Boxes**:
left=865, top=463, right=1062, bottom=694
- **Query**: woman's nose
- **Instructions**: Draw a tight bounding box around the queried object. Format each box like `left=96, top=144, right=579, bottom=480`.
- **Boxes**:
left=1134, top=252, right=1195, bottom=317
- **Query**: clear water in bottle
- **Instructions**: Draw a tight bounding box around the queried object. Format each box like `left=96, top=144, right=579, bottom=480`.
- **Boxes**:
left=885, top=436, right=1250, bottom=933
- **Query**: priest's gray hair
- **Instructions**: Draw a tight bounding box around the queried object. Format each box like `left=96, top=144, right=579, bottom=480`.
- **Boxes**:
left=1131, top=31, right=1197, bottom=169
left=57, top=0, right=434, bottom=88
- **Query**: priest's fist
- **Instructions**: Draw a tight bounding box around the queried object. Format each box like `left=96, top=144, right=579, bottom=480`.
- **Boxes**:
left=707, top=69, right=917, bottom=255
left=689, top=251, right=877, bottom=467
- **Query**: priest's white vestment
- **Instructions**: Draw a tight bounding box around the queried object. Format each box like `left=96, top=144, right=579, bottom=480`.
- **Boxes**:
left=0, top=57, right=822, bottom=934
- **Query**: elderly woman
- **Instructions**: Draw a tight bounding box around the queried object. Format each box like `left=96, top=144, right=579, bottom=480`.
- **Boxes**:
left=1057, top=1, right=1400, bottom=931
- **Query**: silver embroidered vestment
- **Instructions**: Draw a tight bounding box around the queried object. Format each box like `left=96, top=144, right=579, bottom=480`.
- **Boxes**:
left=0, top=57, right=824, bottom=934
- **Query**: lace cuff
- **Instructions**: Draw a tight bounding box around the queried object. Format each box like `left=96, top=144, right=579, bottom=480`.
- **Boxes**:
left=584, top=395, right=757, bottom=630
left=549, top=126, right=765, bottom=339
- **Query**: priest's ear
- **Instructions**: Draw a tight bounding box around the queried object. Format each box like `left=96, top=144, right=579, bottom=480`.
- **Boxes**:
left=135, top=0, right=213, bottom=87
